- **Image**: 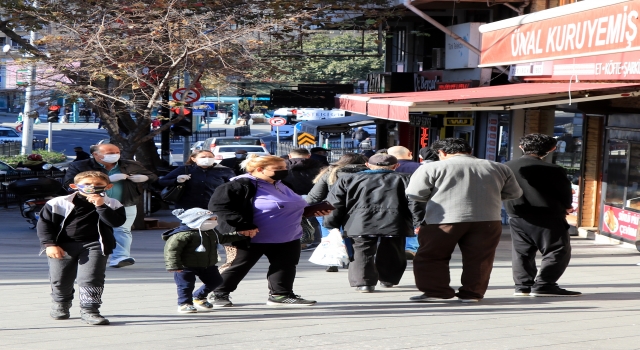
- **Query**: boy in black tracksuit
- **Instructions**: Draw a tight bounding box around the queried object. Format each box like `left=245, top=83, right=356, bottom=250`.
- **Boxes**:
left=37, top=171, right=126, bottom=325
left=504, top=133, right=580, bottom=297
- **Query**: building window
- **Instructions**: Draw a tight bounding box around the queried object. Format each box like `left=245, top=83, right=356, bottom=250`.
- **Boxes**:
left=604, top=140, right=629, bottom=208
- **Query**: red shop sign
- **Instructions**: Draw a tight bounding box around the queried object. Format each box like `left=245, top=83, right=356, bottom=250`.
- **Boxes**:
left=602, top=205, right=639, bottom=240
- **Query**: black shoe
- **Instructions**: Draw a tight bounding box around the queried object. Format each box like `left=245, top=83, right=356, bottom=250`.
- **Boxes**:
left=355, top=286, right=375, bottom=293
left=50, top=302, right=71, bottom=320
left=80, top=310, right=110, bottom=325
left=531, top=287, right=581, bottom=297
left=266, top=293, right=316, bottom=306
left=325, top=266, right=339, bottom=272
left=405, top=250, right=416, bottom=260
left=379, top=282, right=393, bottom=288
left=513, top=287, right=531, bottom=296
left=110, top=258, right=135, bottom=268
left=209, top=293, right=233, bottom=307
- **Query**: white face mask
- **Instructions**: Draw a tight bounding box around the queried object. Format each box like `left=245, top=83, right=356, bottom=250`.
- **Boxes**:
left=196, top=158, right=216, bottom=167
left=200, top=221, right=216, bottom=231
left=101, top=154, right=120, bottom=163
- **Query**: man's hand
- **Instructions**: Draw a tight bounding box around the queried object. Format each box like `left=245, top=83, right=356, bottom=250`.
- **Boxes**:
left=109, top=174, right=128, bottom=182
left=566, top=208, right=575, bottom=214
left=127, top=174, right=149, bottom=183
left=46, top=246, right=66, bottom=259
left=177, top=175, right=191, bottom=183
left=238, top=228, right=259, bottom=238
left=312, top=210, right=333, bottom=217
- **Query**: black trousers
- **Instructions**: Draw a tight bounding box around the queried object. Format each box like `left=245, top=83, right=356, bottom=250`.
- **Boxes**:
left=509, top=217, right=572, bottom=290
left=349, top=236, right=406, bottom=287
left=214, top=239, right=301, bottom=295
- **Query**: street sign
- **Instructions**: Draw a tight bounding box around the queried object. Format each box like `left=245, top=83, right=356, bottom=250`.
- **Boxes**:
left=298, top=132, right=315, bottom=146
left=269, top=117, right=286, bottom=126
left=295, top=123, right=303, bottom=132
left=172, top=88, right=201, bottom=103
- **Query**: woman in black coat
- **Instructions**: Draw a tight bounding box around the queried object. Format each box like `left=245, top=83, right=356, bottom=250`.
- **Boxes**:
left=158, top=150, right=235, bottom=210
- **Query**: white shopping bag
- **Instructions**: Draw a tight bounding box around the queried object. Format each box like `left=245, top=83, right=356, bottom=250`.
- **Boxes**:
left=309, top=228, right=350, bottom=267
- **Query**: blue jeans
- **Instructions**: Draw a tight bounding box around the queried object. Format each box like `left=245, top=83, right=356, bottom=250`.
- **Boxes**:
left=174, top=266, right=223, bottom=305
left=317, top=216, right=353, bottom=259
left=109, top=205, right=136, bottom=266
left=405, top=236, right=419, bottom=253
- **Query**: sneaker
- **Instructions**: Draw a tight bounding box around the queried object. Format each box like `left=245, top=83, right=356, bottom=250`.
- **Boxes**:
left=513, top=288, right=531, bottom=297
left=50, top=302, right=71, bottom=320
left=210, top=293, right=233, bottom=307
left=177, top=304, right=198, bottom=313
left=458, top=297, right=480, bottom=303
left=110, top=258, right=135, bottom=268
left=379, top=282, right=394, bottom=288
left=193, top=298, right=213, bottom=311
left=409, top=294, right=450, bottom=302
left=326, top=266, right=339, bottom=272
left=80, top=310, right=110, bottom=325
left=405, top=250, right=416, bottom=260
left=266, top=293, right=316, bottom=306
left=531, top=287, right=582, bottom=297
left=355, top=285, right=375, bottom=293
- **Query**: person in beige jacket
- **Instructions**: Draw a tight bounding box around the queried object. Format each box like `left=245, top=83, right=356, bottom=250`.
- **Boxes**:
left=406, top=138, right=522, bottom=303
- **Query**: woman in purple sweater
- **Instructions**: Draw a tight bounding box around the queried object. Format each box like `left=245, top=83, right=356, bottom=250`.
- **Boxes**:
left=207, top=155, right=329, bottom=307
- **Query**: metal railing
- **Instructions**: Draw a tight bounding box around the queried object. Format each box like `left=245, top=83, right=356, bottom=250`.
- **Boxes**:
left=0, top=140, right=47, bottom=156
left=269, top=141, right=360, bottom=162
left=153, top=129, right=227, bottom=143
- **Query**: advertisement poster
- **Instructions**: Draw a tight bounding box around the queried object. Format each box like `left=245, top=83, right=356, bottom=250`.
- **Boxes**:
left=601, top=205, right=640, bottom=241
left=485, top=114, right=499, bottom=161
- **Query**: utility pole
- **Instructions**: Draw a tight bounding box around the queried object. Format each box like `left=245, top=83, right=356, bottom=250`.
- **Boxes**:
left=20, top=26, right=38, bottom=155
left=182, top=71, right=191, bottom=163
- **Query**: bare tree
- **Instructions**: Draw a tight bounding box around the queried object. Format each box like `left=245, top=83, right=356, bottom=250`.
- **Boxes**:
left=0, top=0, right=392, bottom=169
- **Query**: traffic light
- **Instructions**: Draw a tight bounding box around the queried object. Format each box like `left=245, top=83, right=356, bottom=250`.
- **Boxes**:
left=170, top=107, right=193, bottom=137
left=47, top=110, right=59, bottom=123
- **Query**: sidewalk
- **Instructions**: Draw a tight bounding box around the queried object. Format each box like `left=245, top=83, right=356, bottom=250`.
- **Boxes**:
left=1, top=204, right=640, bottom=349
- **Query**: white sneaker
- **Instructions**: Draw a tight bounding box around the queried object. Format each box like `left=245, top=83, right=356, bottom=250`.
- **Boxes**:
left=458, top=298, right=480, bottom=303
left=193, top=299, right=214, bottom=311
left=177, top=304, right=197, bottom=313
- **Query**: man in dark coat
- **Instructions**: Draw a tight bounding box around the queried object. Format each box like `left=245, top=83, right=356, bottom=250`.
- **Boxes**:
left=351, top=127, right=370, bottom=147
left=309, top=147, right=329, bottom=166
left=504, top=133, right=580, bottom=297
left=324, top=154, right=425, bottom=293
left=218, top=150, right=247, bottom=176
left=73, top=147, right=91, bottom=162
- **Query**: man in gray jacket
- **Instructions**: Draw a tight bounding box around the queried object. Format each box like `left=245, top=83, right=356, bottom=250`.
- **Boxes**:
left=406, top=138, right=522, bottom=303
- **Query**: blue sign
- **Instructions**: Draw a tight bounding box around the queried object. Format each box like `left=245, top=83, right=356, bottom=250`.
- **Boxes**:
left=295, top=123, right=303, bottom=132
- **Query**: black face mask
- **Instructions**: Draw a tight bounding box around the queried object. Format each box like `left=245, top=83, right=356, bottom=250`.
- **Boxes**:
left=265, top=169, right=289, bottom=181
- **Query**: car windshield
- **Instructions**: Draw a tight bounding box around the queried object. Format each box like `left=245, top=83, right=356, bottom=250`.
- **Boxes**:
left=0, top=129, right=18, bottom=137
left=0, top=162, right=13, bottom=171
left=216, top=146, right=265, bottom=153
left=215, top=138, right=262, bottom=145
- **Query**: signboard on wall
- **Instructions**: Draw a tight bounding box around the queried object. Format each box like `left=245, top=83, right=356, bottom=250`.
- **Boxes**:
left=444, top=117, right=474, bottom=126
left=602, top=205, right=639, bottom=241
left=485, top=114, right=499, bottom=161
left=446, top=23, right=483, bottom=69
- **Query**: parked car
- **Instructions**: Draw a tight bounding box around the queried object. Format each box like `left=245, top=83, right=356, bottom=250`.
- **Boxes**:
left=190, top=141, right=204, bottom=152
left=0, top=127, right=22, bottom=143
left=0, top=160, right=16, bottom=174
left=212, top=145, right=270, bottom=160
left=202, top=136, right=266, bottom=153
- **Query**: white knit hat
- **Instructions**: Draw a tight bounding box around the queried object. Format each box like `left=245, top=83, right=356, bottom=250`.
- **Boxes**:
left=172, top=208, right=216, bottom=252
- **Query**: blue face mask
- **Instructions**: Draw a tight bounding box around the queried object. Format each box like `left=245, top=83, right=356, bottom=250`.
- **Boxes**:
left=76, top=184, right=107, bottom=195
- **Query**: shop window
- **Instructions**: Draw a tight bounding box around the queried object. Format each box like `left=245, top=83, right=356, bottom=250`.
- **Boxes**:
left=626, top=143, right=640, bottom=210
left=604, top=141, right=629, bottom=208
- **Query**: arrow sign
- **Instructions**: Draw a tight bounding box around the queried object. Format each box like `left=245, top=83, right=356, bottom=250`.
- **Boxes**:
left=172, top=88, right=201, bottom=103
left=269, top=117, right=287, bottom=126
left=297, top=132, right=316, bottom=146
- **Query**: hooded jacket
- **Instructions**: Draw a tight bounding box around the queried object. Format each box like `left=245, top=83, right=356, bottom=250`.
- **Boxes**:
left=281, top=157, right=325, bottom=195
left=158, top=164, right=235, bottom=209
left=162, top=224, right=245, bottom=270
left=324, top=170, right=426, bottom=237
left=305, top=164, right=368, bottom=204
left=64, top=158, right=158, bottom=207
left=208, top=177, right=258, bottom=234
left=36, top=192, right=126, bottom=255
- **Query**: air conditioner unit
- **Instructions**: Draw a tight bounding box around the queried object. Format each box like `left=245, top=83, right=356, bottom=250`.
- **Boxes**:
left=432, top=48, right=444, bottom=69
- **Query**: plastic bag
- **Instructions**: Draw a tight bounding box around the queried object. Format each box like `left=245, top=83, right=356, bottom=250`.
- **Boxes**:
left=309, top=228, right=350, bottom=267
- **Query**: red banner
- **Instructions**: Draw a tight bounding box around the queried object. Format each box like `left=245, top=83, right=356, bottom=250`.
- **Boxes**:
left=602, top=205, right=639, bottom=240
left=480, top=0, right=640, bottom=67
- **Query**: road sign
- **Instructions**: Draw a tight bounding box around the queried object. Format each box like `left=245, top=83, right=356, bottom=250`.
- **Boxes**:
left=295, top=123, right=303, bottom=132
left=269, top=117, right=286, bottom=126
left=298, top=132, right=315, bottom=146
left=172, top=88, right=201, bottom=103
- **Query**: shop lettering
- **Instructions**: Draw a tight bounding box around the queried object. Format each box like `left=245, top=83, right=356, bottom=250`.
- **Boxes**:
left=509, top=6, right=639, bottom=58
left=618, top=211, right=640, bottom=225
left=414, top=75, right=439, bottom=92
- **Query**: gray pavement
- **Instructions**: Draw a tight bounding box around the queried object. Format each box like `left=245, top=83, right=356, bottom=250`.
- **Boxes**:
left=2, top=205, right=640, bottom=349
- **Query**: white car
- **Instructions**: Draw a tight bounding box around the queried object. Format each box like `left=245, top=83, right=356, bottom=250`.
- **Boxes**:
left=0, top=127, right=22, bottom=143
left=212, top=145, right=270, bottom=160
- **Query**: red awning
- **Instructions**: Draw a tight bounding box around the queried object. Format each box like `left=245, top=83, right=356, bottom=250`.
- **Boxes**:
left=336, top=83, right=640, bottom=121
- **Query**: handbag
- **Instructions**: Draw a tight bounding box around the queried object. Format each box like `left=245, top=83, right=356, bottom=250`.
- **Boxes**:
left=160, top=166, right=189, bottom=202
left=300, top=217, right=315, bottom=244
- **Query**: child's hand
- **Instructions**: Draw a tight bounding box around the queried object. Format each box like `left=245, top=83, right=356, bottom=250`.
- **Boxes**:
left=46, top=246, right=66, bottom=259
left=85, top=194, right=105, bottom=207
